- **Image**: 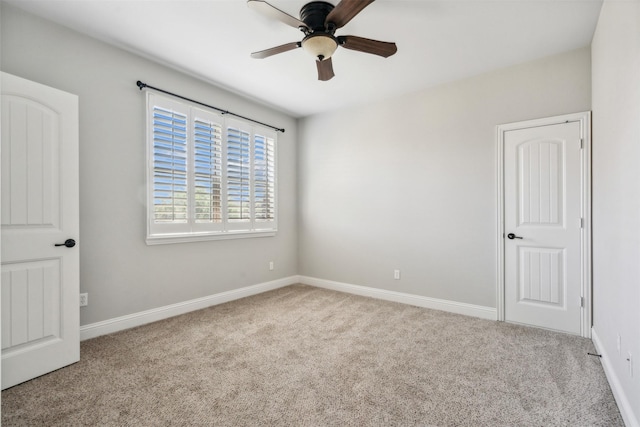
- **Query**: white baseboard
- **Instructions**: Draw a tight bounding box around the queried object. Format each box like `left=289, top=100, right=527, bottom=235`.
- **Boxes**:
left=80, top=275, right=497, bottom=341
left=299, top=276, right=497, bottom=321
left=79, top=275, right=298, bottom=341
left=592, top=327, right=640, bottom=427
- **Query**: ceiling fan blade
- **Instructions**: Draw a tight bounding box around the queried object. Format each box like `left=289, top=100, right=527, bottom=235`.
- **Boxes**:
left=251, top=42, right=301, bottom=59
left=338, top=35, right=397, bottom=58
left=316, top=57, right=335, bottom=81
left=247, top=0, right=309, bottom=30
left=325, top=0, right=375, bottom=29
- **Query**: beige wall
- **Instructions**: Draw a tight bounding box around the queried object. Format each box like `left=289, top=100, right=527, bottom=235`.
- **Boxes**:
left=299, top=48, right=592, bottom=308
left=591, top=1, right=640, bottom=425
left=1, top=4, right=299, bottom=325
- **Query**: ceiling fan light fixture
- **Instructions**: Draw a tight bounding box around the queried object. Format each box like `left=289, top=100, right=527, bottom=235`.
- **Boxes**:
left=302, top=33, right=338, bottom=61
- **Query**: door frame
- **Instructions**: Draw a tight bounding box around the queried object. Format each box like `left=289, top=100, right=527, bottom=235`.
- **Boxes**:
left=496, top=111, right=592, bottom=338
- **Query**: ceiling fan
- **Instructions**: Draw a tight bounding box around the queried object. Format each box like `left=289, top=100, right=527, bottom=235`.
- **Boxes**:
left=248, top=0, right=398, bottom=81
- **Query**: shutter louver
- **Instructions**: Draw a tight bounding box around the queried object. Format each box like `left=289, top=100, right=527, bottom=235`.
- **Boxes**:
left=227, top=127, right=251, bottom=222
left=194, top=118, right=222, bottom=223
left=152, top=106, right=188, bottom=223
left=254, top=134, right=275, bottom=221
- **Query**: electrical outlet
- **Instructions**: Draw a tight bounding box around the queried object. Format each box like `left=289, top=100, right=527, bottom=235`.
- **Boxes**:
left=269, top=261, right=274, bottom=271
left=628, top=352, right=633, bottom=378
left=617, top=334, right=621, bottom=355
left=79, top=293, right=88, bottom=307
left=393, top=269, right=400, bottom=280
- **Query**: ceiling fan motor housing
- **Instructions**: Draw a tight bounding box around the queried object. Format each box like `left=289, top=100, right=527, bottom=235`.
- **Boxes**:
left=300, top=1, right=335, bottom=31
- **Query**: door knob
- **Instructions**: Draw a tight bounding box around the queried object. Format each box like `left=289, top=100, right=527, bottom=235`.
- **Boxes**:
left=507, top=233, right=523, bottom=240
left=54, top=239, right=76, bottom=248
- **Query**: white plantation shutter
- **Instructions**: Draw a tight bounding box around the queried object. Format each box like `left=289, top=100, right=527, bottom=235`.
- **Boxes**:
left=226, top=126, right=252, bottom=225
left=146, top=93, right=277, bottom=243
left=151, top=104, right=188, bottom=227
left=254, top=132, right=276, bottom=226
left=193, top=111, right=223, bottom=231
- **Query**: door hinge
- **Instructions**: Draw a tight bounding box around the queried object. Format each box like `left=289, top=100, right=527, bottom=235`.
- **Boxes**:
left=580, top=297, right=584, bottom=307
left=580, top=217, right=584, bottom=229
left=580, top=138, right=584, bottom=149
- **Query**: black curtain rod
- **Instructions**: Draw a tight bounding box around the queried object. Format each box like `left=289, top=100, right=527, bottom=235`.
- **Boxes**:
left=136, top=81, right=285, bottom=133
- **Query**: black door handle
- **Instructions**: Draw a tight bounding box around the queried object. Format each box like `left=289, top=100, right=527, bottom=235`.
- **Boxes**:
left=55, top=239, right=76, bottom=248
left=507, top=233, right=523, bottom=240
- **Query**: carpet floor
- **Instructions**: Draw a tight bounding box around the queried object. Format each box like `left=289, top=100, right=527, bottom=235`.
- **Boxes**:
left=2, top=284, right=623, bottom=426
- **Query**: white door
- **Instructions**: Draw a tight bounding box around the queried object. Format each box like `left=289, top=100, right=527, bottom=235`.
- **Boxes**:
left=1, top=72, right=80, bottom=389
left=501, top=115, right=589, bottom=336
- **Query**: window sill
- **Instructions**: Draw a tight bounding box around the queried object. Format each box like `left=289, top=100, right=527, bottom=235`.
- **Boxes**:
left=146, top=229, right=276, bottom=245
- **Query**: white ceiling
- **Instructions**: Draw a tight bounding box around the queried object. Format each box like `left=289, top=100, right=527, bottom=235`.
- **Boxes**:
left=5, top=0, right=603, bottom=117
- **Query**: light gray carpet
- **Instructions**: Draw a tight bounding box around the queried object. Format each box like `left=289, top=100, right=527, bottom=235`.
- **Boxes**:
left=2, top=284, right=623, bottom=426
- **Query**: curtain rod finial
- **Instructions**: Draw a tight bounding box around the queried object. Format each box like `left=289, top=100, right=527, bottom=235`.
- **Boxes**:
left=136, top=81, right=147, bottom=90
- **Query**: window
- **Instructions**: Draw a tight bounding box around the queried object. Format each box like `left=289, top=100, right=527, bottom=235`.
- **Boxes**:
left=146, top=92, right=276, bottom=244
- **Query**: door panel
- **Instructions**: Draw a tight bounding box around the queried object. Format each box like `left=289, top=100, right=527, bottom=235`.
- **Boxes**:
left=517, top=139, right=563, bottom=226
left=2, top=96, right=59, bottom=229
left=2, top=260, right=61, bottom=351
left=518, top=247, right=563, bottom=306
left=504, top=121, right=582, bottom=335
left=1, top=72, right=79, bottom=389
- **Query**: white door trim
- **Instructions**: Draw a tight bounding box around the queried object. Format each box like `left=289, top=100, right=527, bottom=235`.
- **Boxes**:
left=496, top=111, right=591, bottom=338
